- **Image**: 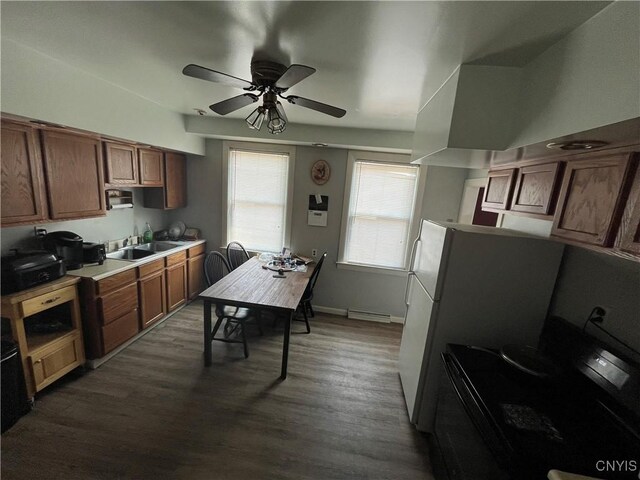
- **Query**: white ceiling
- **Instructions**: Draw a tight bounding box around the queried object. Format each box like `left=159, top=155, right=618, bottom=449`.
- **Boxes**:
left=1, top=1, right=609, bottom=132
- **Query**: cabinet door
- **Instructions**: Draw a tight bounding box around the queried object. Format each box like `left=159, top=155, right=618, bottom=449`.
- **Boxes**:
left=41, top=130, right=106, bottom=220
left=138, top=148, right=164, bottom=186
left=139, top=270, right=166, bottom=329
left=551, top=153, right=636, bottom=247
left=481, top=168, right=516, bottom=211
left=616, top=157, right=640, bottom=254
left=187, top=254, right=205, bottom=300
left=166, top=262, right=187, bottom=312
left=510, top=162, right=563, bottom=215
left=1, top=121, right=48, bottom=226
left=165, top=152, right=186, bottom=208
left=104, top=142, right=138, bottom=185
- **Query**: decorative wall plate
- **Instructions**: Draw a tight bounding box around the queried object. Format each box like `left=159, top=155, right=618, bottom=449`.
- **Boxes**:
left=311, top=159, right=331, bottom=185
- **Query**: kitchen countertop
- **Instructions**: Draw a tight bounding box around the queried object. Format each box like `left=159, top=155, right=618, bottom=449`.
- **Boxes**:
left=67, top=239, right=206, bottom=280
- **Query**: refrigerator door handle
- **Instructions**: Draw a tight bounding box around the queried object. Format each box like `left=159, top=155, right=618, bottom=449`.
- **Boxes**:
left=404, top=272, right=415, bottom=306
left=408, top=236, right=420, bottom=271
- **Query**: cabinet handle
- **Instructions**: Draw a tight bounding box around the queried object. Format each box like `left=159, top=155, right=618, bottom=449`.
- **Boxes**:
left=34, top=359, right=42, bottom=364
left=42, top=296, right=61, bottom=305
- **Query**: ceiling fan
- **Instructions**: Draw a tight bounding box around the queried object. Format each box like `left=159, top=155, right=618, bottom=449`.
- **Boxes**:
left=183, top=60, right=346, bottom=134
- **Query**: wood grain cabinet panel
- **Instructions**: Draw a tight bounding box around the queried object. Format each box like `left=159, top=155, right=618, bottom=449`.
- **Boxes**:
left=143, top=152, right=187, bottom=209
left=166, top=262, right=187, bottom=312
left=615, top=155, right=640, bottom=254
left=104, top=142, right=138, bottom=185
left=481, top=168, right=516, bottom=211
left=165, top=152, right=187, bottom=208
left=551, top=153, right=637, bottom=247
left=139, top=270, right=166, bottom=329
left=41, top=130, right=106, bottom=220
left=510, top=163, right=563, bottom=215
left=187, top=254, right=205, bottom=300
left=1, top=120, right=48, bottom=226
left=138, top=148, right=164, bottom=186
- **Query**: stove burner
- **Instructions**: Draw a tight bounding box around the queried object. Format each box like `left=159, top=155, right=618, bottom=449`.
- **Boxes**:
left=500, top=403, right=564, bottom=442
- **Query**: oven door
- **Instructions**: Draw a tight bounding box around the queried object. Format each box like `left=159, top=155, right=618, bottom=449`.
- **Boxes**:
left=434, top=353, right=509, bottom=480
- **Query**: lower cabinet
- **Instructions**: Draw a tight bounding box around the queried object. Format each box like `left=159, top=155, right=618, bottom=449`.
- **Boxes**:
left=139, top=269, right=166, bottom=329
left=80, top=269, right=139, bottom=358
left=187, top=244, right=206, bottom=300
left=79, top=243, right=205, bottom=360
left=166, top=262, right=187, bottom=312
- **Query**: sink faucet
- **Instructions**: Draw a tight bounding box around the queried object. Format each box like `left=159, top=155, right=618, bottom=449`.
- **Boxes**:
left=123, top=238, right=128, bottom=248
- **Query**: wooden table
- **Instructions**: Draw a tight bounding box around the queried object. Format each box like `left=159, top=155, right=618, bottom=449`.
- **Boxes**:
left=199, top=257, right=313, bottom=379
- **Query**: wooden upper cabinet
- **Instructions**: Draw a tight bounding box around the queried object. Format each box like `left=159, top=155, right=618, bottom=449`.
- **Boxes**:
left=1, top=120, right=48, bottom=226
left=41, top=130, right=106, bottom=220
left=165, top=152, right=187, bottom=208
left=481, top=168, right=516, bottom=211
left=143, top=152, right=187, bottom=209
left=104, top=142, right=138, bottom=185
left=615, top=156, right=640, bottom=254
left=551, top=152, right=637, bottom=247
left=510, top=162, right=563, bottom=216
left=138, top=148, right=163, bottom=186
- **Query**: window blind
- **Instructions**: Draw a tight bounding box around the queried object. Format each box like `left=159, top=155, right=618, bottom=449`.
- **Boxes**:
left=227, top=148, right=290, bottom=252
left=344, top=161, right=419, bottom=268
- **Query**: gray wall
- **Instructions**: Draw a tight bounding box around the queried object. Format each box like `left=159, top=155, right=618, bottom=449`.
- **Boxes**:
left=500, top=213, right=640, bottom=357
left=172, top=139, right=469, bottom=318
left=1, top=189, right=171, bottom=254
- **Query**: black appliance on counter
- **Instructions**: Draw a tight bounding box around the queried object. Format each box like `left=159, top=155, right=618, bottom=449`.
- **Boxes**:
left=1, top=340, right=30, bottom=433
left=43, top=231, right=83, bottom=270
left=1, top=251, right=66, bottom=295
left=434, top=317, right=640, bottom=480
left=82, top=242, right=105, bottom=265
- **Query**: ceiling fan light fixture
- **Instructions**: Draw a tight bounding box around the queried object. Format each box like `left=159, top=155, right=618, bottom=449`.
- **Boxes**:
left=267, top=103, right=287, bottom=134
left=246, top=106, right=266, bottom=130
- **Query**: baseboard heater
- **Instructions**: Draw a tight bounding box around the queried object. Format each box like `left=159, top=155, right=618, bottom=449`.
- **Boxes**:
left=347, top=308, right=392, bottom=323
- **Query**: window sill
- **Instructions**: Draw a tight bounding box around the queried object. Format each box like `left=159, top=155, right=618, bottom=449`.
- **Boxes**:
left=336, top=261, right=408, bottom=277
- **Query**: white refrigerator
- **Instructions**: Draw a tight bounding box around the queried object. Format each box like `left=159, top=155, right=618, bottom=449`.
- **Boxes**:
left=398, top=220, right=565, bottom=432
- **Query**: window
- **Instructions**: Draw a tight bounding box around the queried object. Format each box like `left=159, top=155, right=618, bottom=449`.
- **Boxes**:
left=222, top=141, right=295, bottom=252
left=338, top=151, right=424, bottom=271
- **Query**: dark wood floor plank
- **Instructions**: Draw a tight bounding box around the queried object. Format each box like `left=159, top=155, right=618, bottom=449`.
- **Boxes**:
left=1, top=300, right=433, bottom=480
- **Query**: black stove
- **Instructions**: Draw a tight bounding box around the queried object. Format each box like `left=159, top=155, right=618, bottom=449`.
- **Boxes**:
left=434, top=317, right=640, bottom=480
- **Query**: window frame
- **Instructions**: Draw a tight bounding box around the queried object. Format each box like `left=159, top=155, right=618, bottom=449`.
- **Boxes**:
left=337, top=150, right=425, bottom=275
left=221, top=141, right=296, bottom=252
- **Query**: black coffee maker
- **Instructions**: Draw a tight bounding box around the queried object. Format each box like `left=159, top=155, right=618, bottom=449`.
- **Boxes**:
left=43, top=231, right=84, bottom=270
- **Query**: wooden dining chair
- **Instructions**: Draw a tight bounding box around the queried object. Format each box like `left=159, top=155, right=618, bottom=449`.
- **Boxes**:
left=295, top=252, right=327, bottom=333
left=226, top=241, right=250, bottom=271
left=203, top=251, right=260, bottom=358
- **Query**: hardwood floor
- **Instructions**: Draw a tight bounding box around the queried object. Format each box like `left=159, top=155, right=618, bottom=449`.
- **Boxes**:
left=1, top=301, right=434, bottom=479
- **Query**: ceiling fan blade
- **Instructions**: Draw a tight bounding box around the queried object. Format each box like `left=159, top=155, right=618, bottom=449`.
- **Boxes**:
left=210, top=94, right=259, bottom=115
left=274, top=64, right=316, bottom=89
left=183, top=64, right=254, bottom=90
left=285, top=96, right=346, bottom=118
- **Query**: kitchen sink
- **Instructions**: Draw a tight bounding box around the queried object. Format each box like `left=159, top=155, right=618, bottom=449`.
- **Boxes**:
left=105, top=248, right=156, bottom=261
left=133, top=241, right=181, bottom=253
left=105, top=241, right=182, bottom=262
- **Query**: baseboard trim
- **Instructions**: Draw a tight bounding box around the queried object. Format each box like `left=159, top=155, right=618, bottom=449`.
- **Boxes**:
left=314, top=305, right=404, bottom=325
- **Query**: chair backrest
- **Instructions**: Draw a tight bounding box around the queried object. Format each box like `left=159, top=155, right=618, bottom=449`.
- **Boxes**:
left=204, top=251, right=231, bottom=287
left=226, top=241, right=250, bottom=270
left=304, top=252, right=327, bottom=297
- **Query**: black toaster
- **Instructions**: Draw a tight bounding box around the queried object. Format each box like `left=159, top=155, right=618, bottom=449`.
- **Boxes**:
left=1, top=251, right=66, bottom=295
left=82, top=242, right=106, bottom=265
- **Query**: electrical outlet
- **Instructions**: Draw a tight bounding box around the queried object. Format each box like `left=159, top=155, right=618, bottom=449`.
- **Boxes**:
left=311, top=249, right=318, bottom=258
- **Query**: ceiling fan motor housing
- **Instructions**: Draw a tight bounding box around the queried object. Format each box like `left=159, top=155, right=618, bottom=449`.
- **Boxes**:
left=250, top=60, right=288, bottom=91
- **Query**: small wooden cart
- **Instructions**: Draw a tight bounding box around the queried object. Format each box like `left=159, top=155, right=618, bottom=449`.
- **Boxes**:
left=1, top=276, right=85, bottom=398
